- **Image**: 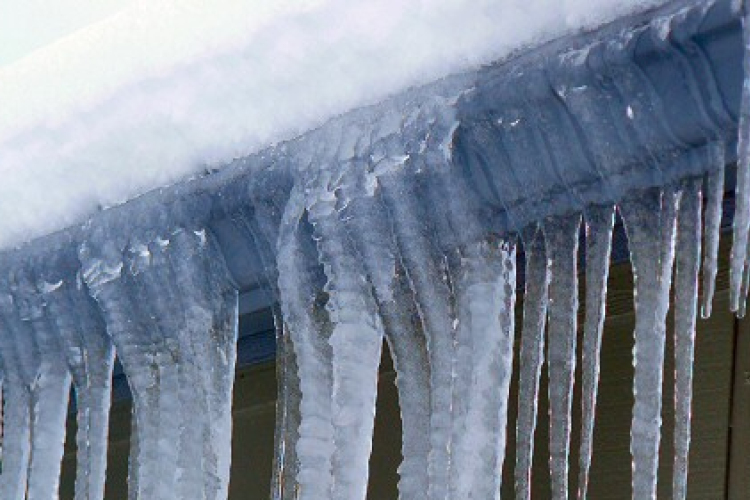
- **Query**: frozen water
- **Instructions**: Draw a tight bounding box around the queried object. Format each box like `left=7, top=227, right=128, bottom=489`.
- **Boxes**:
left=543, top=215, right=581, bottom=500
left=515, top=227, right=550, bottom=500
left=80, top=212, right=237, bottom=500
left=578, top=205, right=614, bottom=500
left=701, top=145, right=725, bottom=319
left=673, top=180, right=702, bottom=500
left=620, top=188, right=678, bottom=500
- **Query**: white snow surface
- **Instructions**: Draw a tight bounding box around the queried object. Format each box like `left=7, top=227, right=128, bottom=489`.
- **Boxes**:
left=0, top=0, right=667, bottom=249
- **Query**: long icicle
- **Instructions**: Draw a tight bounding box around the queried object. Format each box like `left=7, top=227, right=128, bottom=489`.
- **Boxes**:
left=673, top=180, right=702, bottom=500
left=13, top=267, right=72, bottom=500
left=730, top=1, right=750, bottom=313
left=305, top=169, right=385, bottom=500
left=452, top=239, right=517, bottom=499
left=378, top=171, right=456, bottom=500
left=514, top=226, right=550, bottom=500
left=701, top=144, right=725, bottom=318
left=0, top=285, right=33, bottom=500
left=578, top=205, right=615, bottom=500
left=620, top=187, right=678, bottom=500
left=276, top=185, right=335, bottom=500
left=543, top=214, right=581, bottom=500
left=39, top=261, right=114, bottom=500
left=338, top=166, right=431, bottom=500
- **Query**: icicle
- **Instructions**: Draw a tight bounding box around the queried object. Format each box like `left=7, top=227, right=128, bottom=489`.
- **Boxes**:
left=451, top=239, right=516, bottom=500
left=169, top=226, right=238, bottom=500
left=515, top=226, right=550, bottom=500
left=276, top=186, right=335, bottom=500
left=381, top=270, right=431, bottom=500
left=673, top=180, right=702, bottom=500
left=270, top=312, right=302, bottom=500
left=377, top=171, right=456, bottom=500
left=731, top=3, right=750, bottom=313
left=80, top=229, right=174, bottom=500
left=701, top=144, right=725, bottom=318
left=578, top=205, right=615, bottom=500
left=8, top=266, right=72, bottom=500
left=337, top=166, right=431, bottom=500
left=38, top=258, right=115, bottom=500
left=620, top=187, right=678, bottom=500
left=543, top=214, right=581, bottom=500
left=305, top=169, right=385, bottom=500
left=225, top=189, right=301, bottom=500
left=0, top=285, right=33, bottom=500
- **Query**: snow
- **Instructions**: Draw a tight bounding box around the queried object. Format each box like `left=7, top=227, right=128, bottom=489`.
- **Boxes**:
left=0, top=0, right=668, bottom=249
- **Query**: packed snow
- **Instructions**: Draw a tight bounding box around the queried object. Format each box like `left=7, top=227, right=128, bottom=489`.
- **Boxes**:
left=0, top=0, right=669, bottom=249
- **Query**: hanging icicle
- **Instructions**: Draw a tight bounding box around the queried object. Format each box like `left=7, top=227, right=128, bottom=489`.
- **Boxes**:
left=578, top=205, right=615, bottom=500
left=700, top=145, right=725, bottom=319
left=543, top=214, right=581, bottom=500
left=620, top=187, right=678, bottom=500
left=37, top=249, right=114, bottom=500
left=673, top=180, right=703, bottom=500
left=515, top=226, right=550, bottom=500
left=731, top=0, right=750, bottom=313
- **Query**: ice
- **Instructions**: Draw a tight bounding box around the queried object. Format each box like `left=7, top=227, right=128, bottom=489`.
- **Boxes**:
left=377, top=171, right=457, bottom=500
left=79, top=211, right=238, bottom=500
left=0, top=284, right=34, bottom=500
left=304, top=167, right=386, bottom=500
left=336, top=165, right=431, bottom=500
left=36, top=249, right=114, bottom=500
left=673, top=180, right=702, bottom=500
left=9, top=264, right=72, bottom=500
left=276, top=185, right=335, bottom=500
left=620, top=187, right=678, bottom=500
left=701, top=144, right=725, bottom=319
left=515, top=226, right=550, bottom=500
left=543, top=214, right=581, bottom=500
left=578, top=205, right=614, bottom=500
left=732, top=4, right=750, bottom=314
left=451, top=240, right=516, bottom=499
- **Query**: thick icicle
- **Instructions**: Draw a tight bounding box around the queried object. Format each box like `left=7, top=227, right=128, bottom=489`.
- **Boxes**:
left=378, top=171, right=456, bottom=500
left=578, top=205, right=615, bottom=500
left=0, top=286, right=34, bottom=500
left=81, top=228, right=181, bottom=500
left=701, top=145, right=725, bottom=318
left=305, top=168, right=385, bottom=500
left=81, top=214, right=237, bottom=500
left=620, top=188, right=678, bottom=500
left=731, top=3, right=750, bottom=313
left=515, top=227, right=550, bottom=500
left=11, top=266, right=72, bottom=500
left=170, top=225, right=239, bottom=500
left=451, top=239, right=516, bottom=500
left=673, top=180, right=702, bottom=500
left=37, top=252, right=114, bottom=500
left=337, top=165, right=431, bottom=500
left=543, top=214, right=581, bottom=500
left=276, top=185, right=335, bottom=500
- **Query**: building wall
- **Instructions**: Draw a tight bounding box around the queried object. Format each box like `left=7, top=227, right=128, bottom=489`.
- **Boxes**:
left=59, top=246, right=743, bottom=498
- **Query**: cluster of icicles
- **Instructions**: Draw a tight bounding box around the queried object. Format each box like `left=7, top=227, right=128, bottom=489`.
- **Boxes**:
left=0, top=212, right=239, bottom=500
left=3, top=7, right=750, bottom=500
left=270, top=138, right=734, bottom=500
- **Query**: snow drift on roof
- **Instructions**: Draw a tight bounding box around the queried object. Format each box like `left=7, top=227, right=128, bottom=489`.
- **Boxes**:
left=0, top=0, right=667, bottom=249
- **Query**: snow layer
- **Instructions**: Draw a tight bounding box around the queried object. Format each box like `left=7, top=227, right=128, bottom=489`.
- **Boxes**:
left=0, top=0, right=666, bottom=248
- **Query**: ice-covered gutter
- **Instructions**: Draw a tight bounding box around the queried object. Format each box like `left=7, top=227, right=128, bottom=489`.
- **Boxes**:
left=0, top=0, right=747, bottom=499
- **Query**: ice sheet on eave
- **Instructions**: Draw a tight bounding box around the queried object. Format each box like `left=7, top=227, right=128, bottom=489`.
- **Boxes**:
left=0, top=0, right=671, bottom=250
